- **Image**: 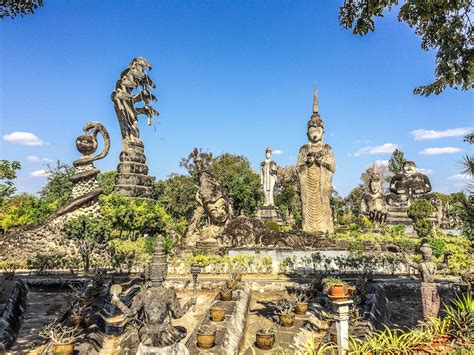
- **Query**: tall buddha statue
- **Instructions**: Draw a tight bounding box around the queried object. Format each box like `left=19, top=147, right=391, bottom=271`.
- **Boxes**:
left=297, top=85, right=335, bottom=234
left=386, top=160, right=433, bottom=207
left=261, top=146, right=278, bottom=207
left=360, top=164, right=387, bottom=224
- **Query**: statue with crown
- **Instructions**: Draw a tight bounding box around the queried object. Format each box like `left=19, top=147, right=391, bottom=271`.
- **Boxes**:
left=297, top=85, right=335, bottom=235
left=256, top=146, right=282, bottom=223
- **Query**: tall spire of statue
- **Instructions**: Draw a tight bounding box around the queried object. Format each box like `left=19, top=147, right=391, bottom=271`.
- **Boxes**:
left=313, top=82, right=319, bottom=114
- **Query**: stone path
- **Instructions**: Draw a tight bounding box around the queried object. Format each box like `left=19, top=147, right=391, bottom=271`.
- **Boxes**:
left=7, top=290, right=69, bottom=354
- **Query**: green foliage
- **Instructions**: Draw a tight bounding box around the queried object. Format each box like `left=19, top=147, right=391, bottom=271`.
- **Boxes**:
left=342, top=185, right=364, bottom=217
left=0, top=160, right=21, bottom=201
left=1, top=193, right=53, bottom=232
left=427, top=237, right=446, bottom=258
left=210, top=153, right=262, bottom=215
left=0, top=0, right=44, bottom=19
left=339, top=0, right=473, bottom=95
left=63, top=215, right=108, bottom=271
left=408, top=199, right=434, bottom=238
left=97, top=171, right=117, bottom=195
left=154, top=174, right=197, bottom=221
left=264, top=220, right=281, bottom=232
left=39, top=161, right=74, bottom=210
left=388, top=148, right=406, bottom=176
left=109, top=237, right=151, bottom=272
left=26, top=253, right=81, bottom=272
left=444, top=292, right=474, bottom=343
left=100, top=193, right=173, bottom=239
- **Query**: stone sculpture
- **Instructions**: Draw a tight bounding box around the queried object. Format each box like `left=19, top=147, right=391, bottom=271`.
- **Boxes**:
left=0, top=121, right=110, bottom=261
left=405, top=242, right=448, bottom=319
left=386, top=160, right=433, bottom=207
left=112, top=57, right=158, bottom=198
left=184, top=151, right=233, bottom=246
left=256, top=146, right=281, bottom=223
left=360, top=164, right=387, bottom=224
left=111, top=235, right=195, bottom=350
left=297, top=85, right=335, bottom=234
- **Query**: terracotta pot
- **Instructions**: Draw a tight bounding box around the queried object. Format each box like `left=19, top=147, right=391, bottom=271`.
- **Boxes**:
left=70, top=315, right=84, bottom=327
left=51, top=343, right=74, bottom=355
left=279, top=313, right=295, bottom=328
left=197, top=333, right=216, bottom=349
left=81, top=314, right=92, bottom=327
left=295, top=302, right=308, bottom=315
left=220, top=290, right=233, bottom=301
left=330, top=285, right=345, bottom=297
left=256, top=331, right=275, bottom=350
left=346, top=286, right=356, bottom=296
left=210, top=307, right=225, bottom=322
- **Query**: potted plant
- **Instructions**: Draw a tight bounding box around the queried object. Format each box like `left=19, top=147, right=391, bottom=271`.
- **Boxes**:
left=70, top=301, right=88, bottom=327
left=255, top=316, right=278, bottom=350
left=322, top=277, right=349, bottom=299
left=196, top=324, right=216, bottom=349
left=210, top=306, right=226, bottom=322
left=294, top=292, right=310, bottom=315
left=39, top=322, right=79, bottom=355
left=276, top=299, right=296, bottom=328
left=219, top=284, right=233, bottom=301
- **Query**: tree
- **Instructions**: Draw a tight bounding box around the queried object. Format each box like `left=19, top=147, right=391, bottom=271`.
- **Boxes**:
left=63, top=216, right=108, bottom=272
left=0, top=0, right=44, bottom=19
left=154, top=174, right=197, bottom=221
left=0, top=160, right=21, bottom=202
left=1, top=192, right=52, bottom=232
left=407, top=199, right=434, bottom=238
left=209, top=153, right=263, bottom=215
left=339, top=0, right=473, bottom=95
left=39, top=161, right=75, bottom=209
left=97, top=171, right=117, bottom=195
left=179, top=147, right=213, bottom=181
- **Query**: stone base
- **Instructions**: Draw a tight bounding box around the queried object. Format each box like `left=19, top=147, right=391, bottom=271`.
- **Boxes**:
left=115, top=140, right=154, bottom=198
left=386, top=205, right=437, bottom=233
left=137, top=342, right=189, bottom=355
left=256, top=205, right=282, bottom=224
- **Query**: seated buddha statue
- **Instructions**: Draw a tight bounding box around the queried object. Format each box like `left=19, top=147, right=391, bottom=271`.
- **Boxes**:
left=360, top=168, right=387, bottom=224
left=386, top=160, right=433, bottom=207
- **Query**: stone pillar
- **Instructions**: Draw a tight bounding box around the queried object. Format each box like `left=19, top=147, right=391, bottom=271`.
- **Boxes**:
left=331, top=299, right=353, bottom=355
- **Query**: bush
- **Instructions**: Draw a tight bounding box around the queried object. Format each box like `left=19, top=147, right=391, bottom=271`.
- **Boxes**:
left=264, top=220, right=281, bottom=232
left=427, top=237, right=446, bottom=257
left=408, top=199, right=434, bottom=238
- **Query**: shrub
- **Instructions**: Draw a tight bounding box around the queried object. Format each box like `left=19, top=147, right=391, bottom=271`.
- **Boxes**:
left=408, top=199, right=434, bottom=238
left=427, top=237, right=446, bottom=258
left=265, top=220, right=281, bottom=232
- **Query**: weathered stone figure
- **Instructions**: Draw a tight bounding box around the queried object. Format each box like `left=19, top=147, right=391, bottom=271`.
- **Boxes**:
left=297, top=85, right=335, bottom=234
left=405, top=242, right=448, bottom=320
left=260, top=146, right=278, bottom=206
left=112, top=57, right=158, bottom=198
left=184, top=150, right=233, bottom=245
left=360, top=165, right=387, bottom=224
left=112, top=236, right=195, bottom=350
left=386, top=160, right=432, bottom=207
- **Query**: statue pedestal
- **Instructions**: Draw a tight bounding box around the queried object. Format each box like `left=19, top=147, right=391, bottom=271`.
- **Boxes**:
left=115, top=140, right=154, bottom=198
left=256, top=205, right=282, bottom=224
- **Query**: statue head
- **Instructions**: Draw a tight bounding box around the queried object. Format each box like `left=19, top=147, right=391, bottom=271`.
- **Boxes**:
left=403, top=161, right=417, bottom=175
left=198, top=170, right=232, bottom=226
left=368, top=166, right=382, bottom=194
left=307, top=116, right=324, bottom=143
left=265, top=146, right=272, bottom=160
left=420, top=241, right=432, bottom=261
left=148, top=235, right=167, bottom=288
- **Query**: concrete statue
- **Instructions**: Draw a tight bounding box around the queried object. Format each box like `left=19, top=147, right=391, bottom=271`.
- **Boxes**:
left=360, top=164, right=387, bottom=224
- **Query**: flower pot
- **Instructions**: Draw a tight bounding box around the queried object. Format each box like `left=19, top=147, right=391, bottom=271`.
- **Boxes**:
left=51, top=343, right=74, bottom=355
left=329, top=285, right=345, bottom=297
left=70, top=315, right=84, bottom=327
left=346, top=286, right=356, bottom=296
left=295, top=302, right=308, bottom=315
left=197, top=333, right=216, bottom=349
left=210, top=307, right=225, bottom=322
left=220, top=290, right=233, bottom=301
left=279, top=313, right=295, bottom=328
left=256, top=331, right=275, bottom=350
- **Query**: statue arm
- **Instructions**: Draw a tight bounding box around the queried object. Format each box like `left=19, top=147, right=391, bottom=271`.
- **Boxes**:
left=360, top=197, right=368, bottom=214
left=323, top=148, right=335, bottom=173
left=112, top=293, right=141, bottom=318
left=404, top=254, right=421, bottom=271
left=169, top=289, right=194, bottom=319
left=184, top=205, right=204, bottom=239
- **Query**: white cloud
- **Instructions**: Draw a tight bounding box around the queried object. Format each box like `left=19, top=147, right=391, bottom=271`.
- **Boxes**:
left=26, top=155, right=53, bottom=163
left=354, top=143, right=397, bottom=157
left=30, top=169, right=50, bottom=177
left=374, top=160, right=389, bottom=167
left=411, top=127, right=472, bottom=140
left=26, top=155, right=41, bottom=162
left=3, top=132, right=45, bottom=146
left=448, top=174, right=470, bottom=180
left=419, top=147, right=462, bottom=155
left=417, top=168, right=433, bottom=175
left=272, top=149, right=283, bottom=155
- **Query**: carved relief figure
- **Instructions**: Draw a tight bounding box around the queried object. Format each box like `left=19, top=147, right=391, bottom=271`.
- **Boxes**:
left=112, top=236, right=195, bottom=348
left=184, top=151, right=233, bottom=245
left=360, top=165, right=387, bottom=224
left=405, top=242, right=449, bottom=319
left=261, top=146, right=278, bottom=206
left=386, top=160, right=433, bottom=207
left=297, top=86, right=335, bottom=234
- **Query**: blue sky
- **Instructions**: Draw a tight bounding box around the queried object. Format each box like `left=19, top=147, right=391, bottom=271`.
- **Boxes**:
left=1, top=1, right=472, bottom=197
